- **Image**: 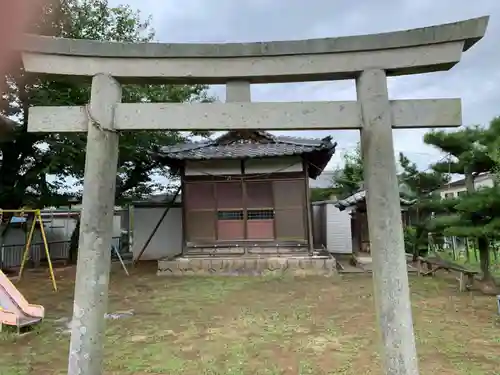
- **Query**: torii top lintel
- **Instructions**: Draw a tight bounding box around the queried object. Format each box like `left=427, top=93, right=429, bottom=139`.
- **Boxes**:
left=21, top=16, right=489, bottom=84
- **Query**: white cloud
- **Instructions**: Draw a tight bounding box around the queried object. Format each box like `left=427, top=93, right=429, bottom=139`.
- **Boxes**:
left=110, top=0, right=500, bottom=171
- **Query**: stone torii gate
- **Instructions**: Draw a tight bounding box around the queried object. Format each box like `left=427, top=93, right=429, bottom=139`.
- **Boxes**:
left=21, top=16, right=488, bottom=375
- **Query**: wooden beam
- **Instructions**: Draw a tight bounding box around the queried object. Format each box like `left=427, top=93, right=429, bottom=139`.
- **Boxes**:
left=27, top=99, right=461, bottom=132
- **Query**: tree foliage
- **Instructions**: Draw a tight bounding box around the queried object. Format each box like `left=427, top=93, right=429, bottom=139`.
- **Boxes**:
left=397, top=153, right=449, bottom=259
left=0, top=0, right=213, bottom=213
left=483, top=116, right=500, bottom=186
left=424, top=126, right=494, bottom=180
left=310, top=187, right=334, bottom=202
left=0, top=0, right=214, bottom=263
left=331, top=143, right=364, bottom=199
left=398, top=153, right=450, bottom=198
left=424, top=121, right=500, bottom=288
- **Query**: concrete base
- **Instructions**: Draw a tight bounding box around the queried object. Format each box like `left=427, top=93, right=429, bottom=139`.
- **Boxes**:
left=157, top=255, right=336, bottom=277
left=349, top=253, right=418, bottom=274
left=354, top=255, right=373, bottom=271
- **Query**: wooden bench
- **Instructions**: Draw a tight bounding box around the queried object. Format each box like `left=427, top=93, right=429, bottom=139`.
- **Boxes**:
left=417, top=255, right=480, bottom=292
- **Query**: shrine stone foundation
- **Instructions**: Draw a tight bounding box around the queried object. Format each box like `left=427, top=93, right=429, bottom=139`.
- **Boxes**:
left=158, top=255, right=337, bottom=277
left=21, top=16, right=489, bottom=375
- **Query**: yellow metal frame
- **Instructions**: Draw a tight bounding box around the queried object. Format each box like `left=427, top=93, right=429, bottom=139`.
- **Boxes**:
left=0, top=209, right=57, bottom=292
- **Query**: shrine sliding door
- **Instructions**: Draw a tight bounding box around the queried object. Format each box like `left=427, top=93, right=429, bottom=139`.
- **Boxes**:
left=216, top=181, right=244, bottom=240
left=245, top=181, right=274, bottom=240
left=272, top=179, right=307, bottom=242
left=184, top=181, right=216, bottom=243
left=184, top=177, right=308, bottom=244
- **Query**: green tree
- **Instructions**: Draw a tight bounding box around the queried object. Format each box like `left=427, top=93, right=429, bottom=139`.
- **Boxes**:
left=331, top=143, right=364, bottom=199
left=0, top=0, right=213, bottom=262
left=424, top=123, right=499, bottom=292
left=424, top=126, right=494, bottom=191
left=482, top=117, right=500, bottom=186
left=310, top=187, right=334, bottom=202
left=398, top=153, right=449, bottom=260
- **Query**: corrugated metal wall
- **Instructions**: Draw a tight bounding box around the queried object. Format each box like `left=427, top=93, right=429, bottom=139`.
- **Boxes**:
left=325, top=204, right=353, bottom=254
left=1, top=244, right=42, bottom=268
left=1, top=238, right=124, bottom=269
left=311, top=201, right=353, bottom=254
left=1, top=212, right=124, bottom=269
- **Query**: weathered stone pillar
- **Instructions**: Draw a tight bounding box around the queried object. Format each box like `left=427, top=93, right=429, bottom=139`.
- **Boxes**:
left=68, top=74, right=121, bottom=375
left=357, top=69, right=419, bottom=375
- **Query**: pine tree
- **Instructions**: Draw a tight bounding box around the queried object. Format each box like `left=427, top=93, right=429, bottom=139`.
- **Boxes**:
left=398, top=153, right=449, bottom=260
left=424, top=122, right=500, bottom=293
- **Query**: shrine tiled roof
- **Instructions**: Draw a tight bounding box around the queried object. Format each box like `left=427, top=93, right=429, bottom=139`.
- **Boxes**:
left=157, top=131, right=336, bottom=161
left=156, top=130, right=336, bottom=179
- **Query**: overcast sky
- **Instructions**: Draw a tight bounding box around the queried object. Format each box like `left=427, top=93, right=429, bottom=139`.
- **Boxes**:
left=111, top=0, right=500, bottom=171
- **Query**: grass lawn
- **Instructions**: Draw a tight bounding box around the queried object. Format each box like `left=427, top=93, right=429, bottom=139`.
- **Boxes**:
left=1, top=262, right=499, bottom=375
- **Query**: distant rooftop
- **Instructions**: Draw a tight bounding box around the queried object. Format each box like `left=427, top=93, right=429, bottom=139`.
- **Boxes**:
left=436, top=172, right=492, bottom=190
left=335, top=190, right=415, bottom=211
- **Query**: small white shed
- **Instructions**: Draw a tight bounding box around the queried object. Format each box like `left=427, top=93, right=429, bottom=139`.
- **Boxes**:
left=312, top=200, right=353, bottom=254
left=130, top=199, right=183, bottom=261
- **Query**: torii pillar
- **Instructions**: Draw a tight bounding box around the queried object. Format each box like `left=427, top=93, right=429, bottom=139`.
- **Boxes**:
left=21, top=16, right=489, bottom=375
